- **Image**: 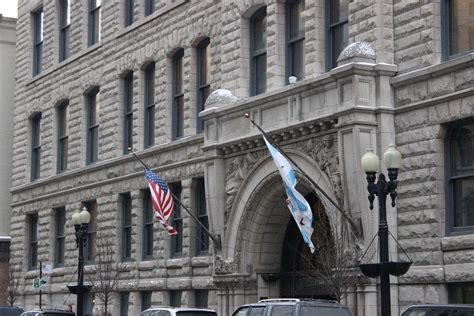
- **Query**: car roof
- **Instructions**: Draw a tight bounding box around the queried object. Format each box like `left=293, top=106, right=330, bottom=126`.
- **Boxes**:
left=405, top=304, right=474, bottom=310
left=142, top=307, right=217, bottom=312
left=236, top=299, right=348, bottom=309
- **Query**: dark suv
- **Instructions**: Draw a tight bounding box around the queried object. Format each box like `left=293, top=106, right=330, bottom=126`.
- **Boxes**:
left=232, top=298, right=352, bottom=316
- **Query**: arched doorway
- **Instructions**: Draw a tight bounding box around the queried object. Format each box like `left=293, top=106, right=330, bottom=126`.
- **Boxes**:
left=280, top=192, right=337, bottom=299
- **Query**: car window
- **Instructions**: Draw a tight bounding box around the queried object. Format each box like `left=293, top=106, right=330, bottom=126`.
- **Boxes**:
left=139, top=311, right=171, bottom=316
left=176, top=312, right=217, bottom=316
left=233, top=307, right=250, bottom=316
left=403, top=310, right=428, bottom=316
left=458, top=312, right=474, bottom=316
left=249, top=306, right=265, bottom=316
left=428, top=310, right=452, bottom=316
left=299, top=305, right=351, bottom=316
left=269, top=305, right=294, bottom=316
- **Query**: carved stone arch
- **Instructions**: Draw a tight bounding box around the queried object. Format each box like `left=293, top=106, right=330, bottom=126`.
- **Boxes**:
left=224, top=150, right=338, bottom=273
left=240, top=1, right=267, bottom=18
left=26, top=97, right=44, bottom=119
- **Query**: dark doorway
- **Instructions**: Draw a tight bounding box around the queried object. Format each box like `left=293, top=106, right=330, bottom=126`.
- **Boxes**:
left=280, top=192, right=335, bottom=299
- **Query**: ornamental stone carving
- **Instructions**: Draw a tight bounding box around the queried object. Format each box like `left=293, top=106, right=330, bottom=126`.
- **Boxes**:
left=337, top=41, right=376, bottom=65
left=214, top=255, right=236, bottom=275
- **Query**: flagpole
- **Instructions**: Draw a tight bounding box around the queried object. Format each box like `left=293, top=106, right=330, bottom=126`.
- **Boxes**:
left=244, top=113, right=361, bottom=237
left=131, top=151, right=222, bottom=250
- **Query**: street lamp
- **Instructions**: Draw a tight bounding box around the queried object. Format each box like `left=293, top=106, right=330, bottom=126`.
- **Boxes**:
left=359, top=144, right=410, bottom=316
left=68, top=206, right=92, bottom=316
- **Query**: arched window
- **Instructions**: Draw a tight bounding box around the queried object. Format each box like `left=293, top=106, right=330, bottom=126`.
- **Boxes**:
left=58, top=0, right=70, bottom=62
left=123, top=71, right=133, bottom=153
left=144, top=62, right=155, bottom=147
left=326, top=0, right=348, bottom=70
left=57, top=101, right=69, bottom=173
left=31, top=112, right=42, bottom=181
left=250, top=7, right=267, bottom=96
left=86, top=87, right=100, bottom=164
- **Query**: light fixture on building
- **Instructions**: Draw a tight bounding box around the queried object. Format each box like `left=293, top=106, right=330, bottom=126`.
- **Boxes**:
left=68, top=206, right=92, bottom=316
left=288, top=76, right=297, bottom=84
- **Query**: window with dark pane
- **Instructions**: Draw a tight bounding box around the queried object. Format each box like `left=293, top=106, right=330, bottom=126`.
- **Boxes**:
left=172, top=49, right=184, bottom=140
left=250, top=7, right=267, bottom=96
left=55, top=207, right=66, bottom=266
left=141, top=291, right=152, bottom=311
left=447, top=120, right=474, bottom=234
left=122, top=193, right=132, bottom=261
left=197, top=38, right=211, bottom=133
left=33, top=7, right=43, bottom=75
left=195, top=290, right=209, bottom=308
left=87, top=88, right=100, bottom=164
left=449, top=283, right=474, bottom=304
left=286, top=0, right=305, bottom=82
left=144, top=63, right=155, bottom=147
left=170, top=290, right=182, bottom=307
left=170, top=182, right=183, bottom=257
left=88, top=0, right=102, bottom=46
left=144, top=0, right=155, bottom=16
left=195, top=178, right=209, bottom=255
left=143, top=190, right=154, bottom=259
left=57, top=101, right=68, bottom=173
left=84, top=201, right=97, bottom=264
left=123, top=72, right=134, bottom=154
left=28, top=213, right=38, bottom=270
left=31, top=112, right=42, bottom=181
left=443, top=0, right=474, bottom=59
left=59, top=0, right=70, bottom=62
left=327, top=0, right=348, bottom=70
left=125, top=0, right=134, bottom=26
left=120, top=292, right=130, bottom=316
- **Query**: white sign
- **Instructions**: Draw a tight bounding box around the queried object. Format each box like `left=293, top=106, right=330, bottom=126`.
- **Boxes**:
left=42, top=263, right=52, bottom=275
left=32, top=278, right=48, bottom=290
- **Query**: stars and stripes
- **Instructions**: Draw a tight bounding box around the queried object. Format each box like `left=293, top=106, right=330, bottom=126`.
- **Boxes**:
left=144, top=168, right=177, bottom=236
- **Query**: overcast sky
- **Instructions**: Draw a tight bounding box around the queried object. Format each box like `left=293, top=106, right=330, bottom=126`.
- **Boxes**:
left=0, top=0, right=18, bottom=18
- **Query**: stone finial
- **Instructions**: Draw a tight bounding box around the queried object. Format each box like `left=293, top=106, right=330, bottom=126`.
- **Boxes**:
left=336, top=42, right=376, bottom=66
left=204, top=89, right=240, bottom=109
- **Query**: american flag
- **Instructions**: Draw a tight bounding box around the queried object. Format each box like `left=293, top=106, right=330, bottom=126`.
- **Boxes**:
left=144, top=168, right=177, bottom=236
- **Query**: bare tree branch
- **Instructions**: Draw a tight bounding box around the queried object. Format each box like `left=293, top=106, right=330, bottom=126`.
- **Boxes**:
left=6, top=266, right=20, bottom=307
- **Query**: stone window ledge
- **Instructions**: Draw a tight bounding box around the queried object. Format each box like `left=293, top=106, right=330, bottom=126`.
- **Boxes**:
left=166, top=257, right=190, bottom=268
left=441, top=235, right=474, bottom=252
left=191, top=256, right=211, bottom=267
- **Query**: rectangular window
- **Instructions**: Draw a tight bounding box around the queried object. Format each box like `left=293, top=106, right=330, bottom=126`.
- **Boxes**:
left=57, top=101, right=68, bottom=173
left=144, top=63, right=155, bottom=148
left=172, top=49, right=184, bottom=140
left=87, top=88, right=100, bottom=164
left=141, top=291, right=152, bottom=311
left=31, top=113, right=42, bottom=181
left=170, top=182, right=183, bottom=258
left=449, top=282, right=474, bottom=304
left=195, top=290, right=209, bottom=308
left=143, top=190, right=154, bottom=259
left=59, top=0, right=70, bottom=62
left=122, top=193, right=132, bottom=261
left=125, top=0, right=134, bottom=26
left=442, top=0, right=474, bottom=59
left=327, top=0, right=349, bottom=70
left=123, top=72, right=134, bottom=154
left=195, top=178, right=209, bottom=255
left=88, top=0, right=102, bottom=46
left=28, top=213, right=38, bottom=270
left=170, top=290, right=182, bottom=308
left=84, top=201, right=97, bottom=263
left=120, top=292, right=130, bottom=316
left=144, top=0, right=155, bottom=16
left=33, top=7, right=43, bottom=76
left=55, top=207, right=66, bottom=267
left=250, top=7, right=267, bottom=96
left=196, top=38, right=210, bottom=133
left=286, top=0, right=305, bottom=82
left=446, top=120, right=474, bottom=234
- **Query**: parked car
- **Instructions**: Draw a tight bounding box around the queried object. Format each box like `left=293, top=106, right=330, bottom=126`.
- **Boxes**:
left=0, top=306, right=24, bottom=316
left=139, top=307, right=217, bottom=316
left=232, top=298, right=352, bottom=316
left=20, top=309, right=75, bottom=316
left=401, top=304, right=474, bottom=315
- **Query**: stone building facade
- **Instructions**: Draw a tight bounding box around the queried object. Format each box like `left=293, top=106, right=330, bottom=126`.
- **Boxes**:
left=9, top=0, right=474, bottom=316
left=0, top=14, right=17, bottom=305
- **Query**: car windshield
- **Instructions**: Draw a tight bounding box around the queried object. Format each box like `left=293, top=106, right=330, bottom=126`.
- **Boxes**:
left=139, top=311, right=171, bottom=316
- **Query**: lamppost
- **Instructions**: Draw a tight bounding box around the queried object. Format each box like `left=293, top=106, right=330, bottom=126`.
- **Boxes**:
left=359, top=144, right=409, bottom=316
left=68, top=207, right=92, bottom=316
